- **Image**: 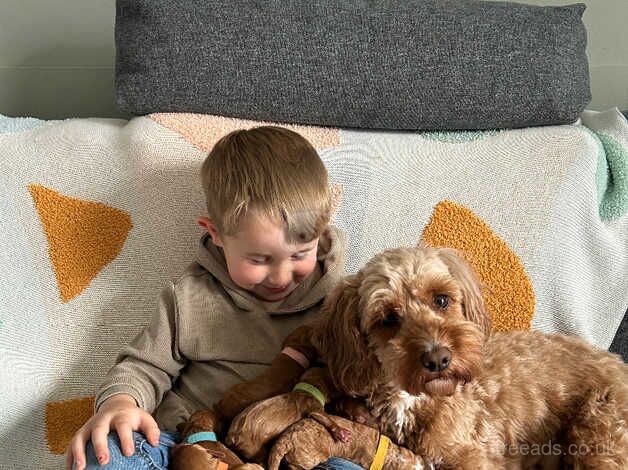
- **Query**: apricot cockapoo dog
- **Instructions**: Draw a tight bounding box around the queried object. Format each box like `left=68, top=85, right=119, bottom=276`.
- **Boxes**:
left=309, top=244, right=628, bottom=469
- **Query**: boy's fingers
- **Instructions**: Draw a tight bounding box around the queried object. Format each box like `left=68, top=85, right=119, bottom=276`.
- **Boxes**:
left=68, top=432, right=88, bottom=470
left=115, top=422, right=136, bottom=457
left=140, top=416, right=161, bottom=447
left=64, top=445, right=74, bottom=470
left=90, top=424, right=111, bottom=465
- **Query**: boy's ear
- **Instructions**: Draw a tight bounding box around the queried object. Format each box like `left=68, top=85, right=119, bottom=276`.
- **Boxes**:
left=197, top=216, right=223, bottom=247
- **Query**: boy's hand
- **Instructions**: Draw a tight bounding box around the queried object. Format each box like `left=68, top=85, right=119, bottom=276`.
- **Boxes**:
left=65, top=394, right=160, bottom=470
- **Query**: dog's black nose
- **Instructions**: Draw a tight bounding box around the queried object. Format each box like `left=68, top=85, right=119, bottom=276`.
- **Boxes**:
left=421, top=346, right=452, bottom=372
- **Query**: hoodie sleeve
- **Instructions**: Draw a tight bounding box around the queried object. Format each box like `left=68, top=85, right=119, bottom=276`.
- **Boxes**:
left=95, top=282, right=187, bottom=413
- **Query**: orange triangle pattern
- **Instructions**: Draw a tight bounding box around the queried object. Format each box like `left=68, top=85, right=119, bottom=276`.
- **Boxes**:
left=28, top=184, right=133, bottom=302
left=45, top=396, right=95, bottom=454
left=422, top=200, right=535, bottom=332
left=150, top=113, right=340, bottom=151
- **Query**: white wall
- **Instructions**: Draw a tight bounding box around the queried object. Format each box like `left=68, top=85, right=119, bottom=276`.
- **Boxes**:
left=0, top=0, right=625, bottom=119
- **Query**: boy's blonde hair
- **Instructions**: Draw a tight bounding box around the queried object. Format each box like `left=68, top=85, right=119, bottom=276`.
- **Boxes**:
left=200, top=126, right=331, bottom=242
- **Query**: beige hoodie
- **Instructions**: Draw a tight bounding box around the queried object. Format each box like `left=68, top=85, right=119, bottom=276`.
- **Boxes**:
left=95, top=226, right=345, bottom=430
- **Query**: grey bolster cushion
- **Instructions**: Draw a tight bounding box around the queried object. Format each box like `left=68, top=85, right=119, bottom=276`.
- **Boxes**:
left=115, top=0, right=590, bottom=130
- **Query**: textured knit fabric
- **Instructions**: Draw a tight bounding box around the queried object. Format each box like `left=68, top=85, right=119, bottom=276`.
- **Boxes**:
left=0, top=113, right=45, bottom=134
left=1, top=110, right=626, bottom=468
left=115, top=0, right=590, bottom=130
left=581, top=109, right=628, bottom=220
left=96, top=228, right=346, bottom=431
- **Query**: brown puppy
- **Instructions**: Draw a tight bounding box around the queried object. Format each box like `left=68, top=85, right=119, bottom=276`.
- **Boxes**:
left=267, top=413, right=429, bottom=470
left=216, top=325, right=319, bottom=422
left=171, top=325, right=319, bottom=469
left=311, top=244, right=628, bottom=469
left=225, top=366, right=353, bottom=462
left=171, top=408, right=262, bottom=470
left=171, top=324, right=370, bottom=468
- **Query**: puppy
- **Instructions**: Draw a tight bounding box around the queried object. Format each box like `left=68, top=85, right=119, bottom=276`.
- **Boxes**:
left=311, top=244, right=628, bottom=469
left=171, top=408, right=263, bottom=470
left=216, top=324, right=319, bottom=423
left=171, top=325, right=319, bottom=469
left=267, top=413, right=429, bottom=470
left=173, top=325, right=369, bottom=468
left=225, top=366, right=353, bottom=462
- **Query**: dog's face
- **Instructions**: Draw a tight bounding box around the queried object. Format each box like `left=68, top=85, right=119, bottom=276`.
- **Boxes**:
left=315, top=244, right=491, bottom=398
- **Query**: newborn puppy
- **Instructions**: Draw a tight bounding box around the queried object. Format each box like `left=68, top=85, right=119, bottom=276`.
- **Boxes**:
left=171, top=442, right=263, bottom=470
left=216, top=324, right=319, bottom=422
left=225, top=366, right=353, bottom=462
left=329, top=396, right=379, bottom=428
left=267, top=413, right=429, bottom=470
left=171, top=325, right=319, bottom=469
left=171, top=408, right=262, bottom=470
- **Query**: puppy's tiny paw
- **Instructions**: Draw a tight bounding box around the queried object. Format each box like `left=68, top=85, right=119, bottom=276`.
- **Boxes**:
left=327, top=425, right=352, bottom=443
left=336, top=428, right=352, bottom=442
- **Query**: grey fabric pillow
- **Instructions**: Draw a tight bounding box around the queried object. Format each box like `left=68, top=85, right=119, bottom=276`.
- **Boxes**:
left=115, top=0, right=590, bottom=130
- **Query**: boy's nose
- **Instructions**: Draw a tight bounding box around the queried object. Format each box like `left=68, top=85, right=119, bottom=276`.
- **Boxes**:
left=268, top=265, right=292, bottom=287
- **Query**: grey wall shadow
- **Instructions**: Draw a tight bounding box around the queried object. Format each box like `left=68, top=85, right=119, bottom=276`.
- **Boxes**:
left=2, top=46, right=131, bottom=120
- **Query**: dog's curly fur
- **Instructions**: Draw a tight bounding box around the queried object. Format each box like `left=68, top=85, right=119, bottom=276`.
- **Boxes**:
left=312, top=244, right=628, bottom=469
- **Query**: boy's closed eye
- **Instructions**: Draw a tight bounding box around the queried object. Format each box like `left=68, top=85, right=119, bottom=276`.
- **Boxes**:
left=291, top=250, right=314, bottom=260
left=246, top=248, right=314, bottom=264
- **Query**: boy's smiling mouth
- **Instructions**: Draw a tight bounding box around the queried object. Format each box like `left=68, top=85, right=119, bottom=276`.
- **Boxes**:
left=256, top=283, right=297, bottom=301
left=266, top=285, right=289, bottom=293
left=262, top=283, right=293, bottom=295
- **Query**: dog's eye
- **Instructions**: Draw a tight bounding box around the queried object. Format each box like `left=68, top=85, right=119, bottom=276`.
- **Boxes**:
left=381, top=312, right=401, bottom=327
left=433, top=294, right=449, bottom=309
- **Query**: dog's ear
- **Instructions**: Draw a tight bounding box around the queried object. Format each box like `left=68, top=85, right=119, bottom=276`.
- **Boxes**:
left=438, top=248, right=492, bottom=336
left=313, top=274, right=379, bottom=396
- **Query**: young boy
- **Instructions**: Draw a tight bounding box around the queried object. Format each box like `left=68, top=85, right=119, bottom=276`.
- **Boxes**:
left=65, top=126, right=363, bottom=470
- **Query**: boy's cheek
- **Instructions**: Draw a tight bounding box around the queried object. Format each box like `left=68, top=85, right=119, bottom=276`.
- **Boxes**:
left=295, top=259, right=318, bottom=280
left=228, top=264, right=265, bottom=287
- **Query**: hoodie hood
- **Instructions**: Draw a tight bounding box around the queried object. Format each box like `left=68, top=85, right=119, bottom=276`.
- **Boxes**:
left=196, top=225, right=346, bottom=314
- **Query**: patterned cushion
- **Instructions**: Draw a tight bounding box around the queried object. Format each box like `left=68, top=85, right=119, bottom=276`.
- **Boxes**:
left=1, top=109, right=626, bottom=468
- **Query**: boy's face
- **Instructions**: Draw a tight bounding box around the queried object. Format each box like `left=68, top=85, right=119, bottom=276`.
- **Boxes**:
left=198, top=213, right=320, bottom=302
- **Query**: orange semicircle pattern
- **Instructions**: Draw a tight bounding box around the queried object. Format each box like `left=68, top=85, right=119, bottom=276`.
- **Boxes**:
left=422, top=200, right=535, bottom=332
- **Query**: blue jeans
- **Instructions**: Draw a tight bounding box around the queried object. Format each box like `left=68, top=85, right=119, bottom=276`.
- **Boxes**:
left=314, top=457, right=365, bottom=470
left=82, top=431, right=177, bottom=469
left=82, top=432, right=364, bottom=469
